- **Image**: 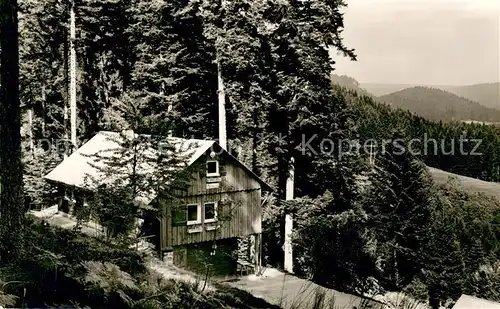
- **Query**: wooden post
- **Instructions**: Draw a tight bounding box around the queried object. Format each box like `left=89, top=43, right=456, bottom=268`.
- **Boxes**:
left=166, top=202, right=173, bottom=250
left=284, top=157, right=294, bottom=273
left=254, top=233, right=262, bottom=274
left=159, top=199, right=174, bottom=263
left=160, top=201, right=166, bottom=251
left=249, top=234, right=255, bottom=266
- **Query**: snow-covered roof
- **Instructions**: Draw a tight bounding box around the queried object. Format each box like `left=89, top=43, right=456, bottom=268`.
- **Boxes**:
left=453, top=295, right=500, bottom=309
left=44, top=131, right=271, bottom=204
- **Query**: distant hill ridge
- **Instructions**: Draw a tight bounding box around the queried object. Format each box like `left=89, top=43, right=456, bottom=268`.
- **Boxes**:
left=330, top=74, right=372, bottom=97
left=378, top=86, right=500, bottom=122
left=440, top=82, right=500, bottom=110
left=361, top=82, right=500, bottom=110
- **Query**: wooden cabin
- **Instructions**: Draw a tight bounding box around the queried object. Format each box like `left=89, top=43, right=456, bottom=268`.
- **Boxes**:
left=44, top=130, right=272, bottom=276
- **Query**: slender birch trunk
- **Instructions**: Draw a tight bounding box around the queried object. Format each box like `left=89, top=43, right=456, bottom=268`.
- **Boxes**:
left=69, top=0, right=77, bottom=150
left=217, top=59, right=227, bottom=150
left=284, top=157, right=294, bottom=273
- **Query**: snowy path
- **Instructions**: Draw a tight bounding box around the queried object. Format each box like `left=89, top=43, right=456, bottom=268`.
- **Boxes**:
left=221, top=268, right=383, bottom=309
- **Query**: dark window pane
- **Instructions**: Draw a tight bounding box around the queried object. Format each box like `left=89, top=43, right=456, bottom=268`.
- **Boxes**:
left=205, top=203, right=215, bottom=220
left=207, top=161, right=218, bottom=174
left=187, top=205, right=198, bottom=222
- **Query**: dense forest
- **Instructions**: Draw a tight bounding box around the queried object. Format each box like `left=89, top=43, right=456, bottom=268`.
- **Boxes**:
left=354, top=91, right=500, bottom=182
left=333, top=75, right=500, bottom=183
left=0, top=0, right=499, bottom=309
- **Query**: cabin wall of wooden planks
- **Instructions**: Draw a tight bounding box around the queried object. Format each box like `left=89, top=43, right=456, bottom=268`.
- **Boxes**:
left=173, top=238, right=238, bottom=276
left=160, top=150, right=263, bottom=251
left=177, top=150, right=261, bottom=195
left=168, top=190, right=262, bottom=247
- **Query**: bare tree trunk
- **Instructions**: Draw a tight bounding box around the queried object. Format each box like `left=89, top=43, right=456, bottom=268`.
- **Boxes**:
left=28, top=108, right=34, bottom=155
left=69, top=0, right=77, bottom=151
left=284, top=157, right=294, bottom=273
left=250, top=104, right=259, bottom=174
left=217, top=59, right=227, bottom=150
left=162, top=82, right=173, bottom=138
left=62, top=0, right=69, bottom=158
left=0, top=0, right=24, bottom=261
left=41, top=85, right=46, bottom=136
left=217, top=0, right=228, bottom=151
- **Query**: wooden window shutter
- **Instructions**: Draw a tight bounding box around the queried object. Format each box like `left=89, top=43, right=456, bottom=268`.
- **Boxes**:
left=172, top=205, right=187, bottom=227
left=217, top=198, right=233, bottom=222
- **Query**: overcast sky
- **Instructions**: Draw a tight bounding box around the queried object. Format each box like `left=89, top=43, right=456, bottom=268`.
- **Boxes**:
left=332, top=0, right=500, bottom=85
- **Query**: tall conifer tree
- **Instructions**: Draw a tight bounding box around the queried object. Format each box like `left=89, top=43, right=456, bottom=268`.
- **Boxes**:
left=0, top=0, right=24, bottom=261
left=364, top=132, right=434, bottom=290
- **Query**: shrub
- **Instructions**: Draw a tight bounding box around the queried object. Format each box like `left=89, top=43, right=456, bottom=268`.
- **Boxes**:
left=468, top=262, right=500, bottom=302
left=291, top=193, right=378, bottom=294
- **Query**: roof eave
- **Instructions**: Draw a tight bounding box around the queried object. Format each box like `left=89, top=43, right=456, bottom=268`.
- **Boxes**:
left=211, top=142, right=274, bottom=193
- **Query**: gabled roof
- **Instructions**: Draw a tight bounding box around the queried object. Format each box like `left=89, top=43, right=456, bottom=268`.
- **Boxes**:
left=453, top=294, right=500, bottom=309
left=44, top=131, right=272, bottom=204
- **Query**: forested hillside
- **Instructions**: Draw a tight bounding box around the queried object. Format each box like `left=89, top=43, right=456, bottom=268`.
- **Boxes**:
left=378, top=86, right=500, bottom=122
left=332, top=76, right=500, bottom=123
left=331, top=87, right=500, bottom=305
left=347, top=88, right=500, bottom=182
left=330, top=74, right=372, bottom=97
left=360, top=83, right=415, bottom=96
left=441, top=83, right=500, bottom=110
left=360, top=82, right=500, bottom=111
left=332, top=75, right=500, bottom=187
